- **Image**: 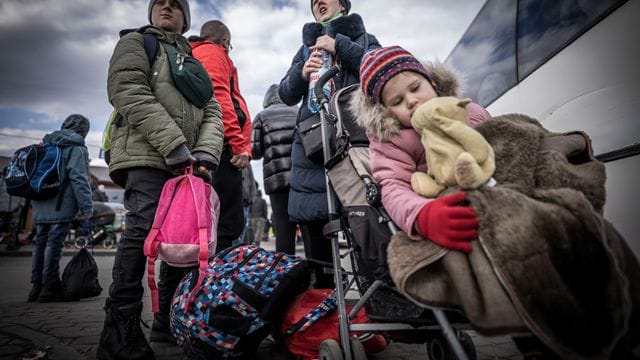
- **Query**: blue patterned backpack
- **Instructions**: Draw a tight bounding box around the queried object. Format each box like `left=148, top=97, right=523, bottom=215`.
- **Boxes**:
left=170, top=244, right=311, bottom=359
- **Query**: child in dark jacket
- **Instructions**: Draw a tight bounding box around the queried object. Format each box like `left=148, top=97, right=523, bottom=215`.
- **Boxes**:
left=30, top=114, right=93, bottom=302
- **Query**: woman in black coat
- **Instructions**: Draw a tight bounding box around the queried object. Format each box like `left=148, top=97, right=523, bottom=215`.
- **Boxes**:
left=278, top=0, right=380, bottom=286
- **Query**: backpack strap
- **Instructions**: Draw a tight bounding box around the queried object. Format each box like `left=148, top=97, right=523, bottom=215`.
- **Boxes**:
left=144, top=175, right=182, bottom=313
left=284, top=290, right=338, bottom=336
left=142, top=33, right=159, bottom=66
left=118, top=26, right=159, bottom=66
left=144, top=230, right=162, bottom=313
left=183, top=172, right=212, bottom=313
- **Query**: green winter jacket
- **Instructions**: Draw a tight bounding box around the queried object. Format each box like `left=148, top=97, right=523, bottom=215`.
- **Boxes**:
left=107, top=26, right=223, bottom=187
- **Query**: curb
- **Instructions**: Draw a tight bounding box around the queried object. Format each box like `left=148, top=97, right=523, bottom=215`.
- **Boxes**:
left=0, top=246, right=116, bottom=257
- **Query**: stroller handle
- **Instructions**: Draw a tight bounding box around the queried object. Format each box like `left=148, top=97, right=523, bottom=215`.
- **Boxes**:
left=314, top=64, right=341, bottom=105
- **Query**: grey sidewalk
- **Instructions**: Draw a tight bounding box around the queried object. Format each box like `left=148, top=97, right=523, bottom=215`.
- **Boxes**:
left=0, top=240, right=520, bottom=360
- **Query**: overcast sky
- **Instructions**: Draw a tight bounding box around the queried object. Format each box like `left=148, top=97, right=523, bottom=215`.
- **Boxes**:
left=0, top=0, right=485, bottom=188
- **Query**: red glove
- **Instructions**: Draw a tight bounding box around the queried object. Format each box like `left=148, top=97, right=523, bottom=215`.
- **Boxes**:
left=415, top=191, right=479, bottom=253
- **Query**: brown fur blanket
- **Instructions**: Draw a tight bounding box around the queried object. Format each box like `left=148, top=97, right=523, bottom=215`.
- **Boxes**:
left=387, top=114, right=640, bottom=359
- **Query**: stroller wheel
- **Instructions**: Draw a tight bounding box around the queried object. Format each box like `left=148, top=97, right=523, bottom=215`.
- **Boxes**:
left=426, top=331, right=476, bottom=360
left=103, top=233, right=116, bottom=249
left=319, top=339, right=343, bottom=360
left=349, top=337, right=367, bottom=360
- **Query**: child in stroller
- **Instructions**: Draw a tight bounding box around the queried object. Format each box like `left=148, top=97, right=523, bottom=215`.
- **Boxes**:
left=307, top=45, right=489, bottom=359
left=344, top=46, right=640, bottom=359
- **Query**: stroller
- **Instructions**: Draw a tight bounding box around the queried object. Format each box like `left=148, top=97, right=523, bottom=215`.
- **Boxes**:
left=312, top=66, right=476, bottom=360
left=0, top=199, right=25, bottom=250
left=68, top=202, right=120, bottom=249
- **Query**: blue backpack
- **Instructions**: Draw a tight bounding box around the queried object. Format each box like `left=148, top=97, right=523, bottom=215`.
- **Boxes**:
left=3, top=141, right=65, bottom=203
left=170, top=244, right=312, bottom=359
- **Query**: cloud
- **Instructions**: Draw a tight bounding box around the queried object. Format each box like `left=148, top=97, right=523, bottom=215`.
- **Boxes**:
left=0, top=0, right=485, bottom=194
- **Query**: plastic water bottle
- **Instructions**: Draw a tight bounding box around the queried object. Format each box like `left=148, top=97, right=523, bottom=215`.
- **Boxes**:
left=307, top=49, right=333, bottom=113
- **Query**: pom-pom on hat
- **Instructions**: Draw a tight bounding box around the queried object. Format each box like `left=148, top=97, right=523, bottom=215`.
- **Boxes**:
left=359, top=46, right=433, bottom=104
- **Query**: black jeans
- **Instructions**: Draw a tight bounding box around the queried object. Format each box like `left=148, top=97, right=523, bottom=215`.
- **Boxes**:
left=108, top=167, right=186, bottom=309
left=270, top=189, right=297, bottom=255
left=212, top=148, right=244, bottom=253
left=300, top=220, right=334, bottom=288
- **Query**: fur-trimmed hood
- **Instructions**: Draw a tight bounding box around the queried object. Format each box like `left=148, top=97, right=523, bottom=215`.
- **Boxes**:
left=350, top=61, right=460, bottom=141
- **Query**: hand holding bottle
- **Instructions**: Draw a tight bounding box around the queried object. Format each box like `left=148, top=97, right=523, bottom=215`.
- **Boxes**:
left=307, top=48, right=333, bottom=113
left=312, top=35, right=336, bottom=55
left=302, top=50, right=324, bottom=80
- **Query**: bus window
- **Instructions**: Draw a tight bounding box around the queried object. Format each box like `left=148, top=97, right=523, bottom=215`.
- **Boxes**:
left=517, top=0, right=627, bottom=79
left=445, top=0, right=517, bottom=107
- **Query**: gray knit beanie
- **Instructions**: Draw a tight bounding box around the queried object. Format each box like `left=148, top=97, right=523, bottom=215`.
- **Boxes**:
left=61, top=114, right=90, bottom=138
left=148, top=0, right=191, bottom=34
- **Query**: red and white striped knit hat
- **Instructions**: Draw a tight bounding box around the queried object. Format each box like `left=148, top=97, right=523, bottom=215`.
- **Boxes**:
left=359, top=45, right=435, bottom=104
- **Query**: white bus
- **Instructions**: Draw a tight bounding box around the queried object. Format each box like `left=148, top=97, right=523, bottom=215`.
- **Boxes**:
left=445, top=0, right=640, bottom=258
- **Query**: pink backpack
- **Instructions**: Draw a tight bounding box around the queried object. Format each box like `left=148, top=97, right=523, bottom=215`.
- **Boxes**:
left=143, top=169, right=219, bottom=313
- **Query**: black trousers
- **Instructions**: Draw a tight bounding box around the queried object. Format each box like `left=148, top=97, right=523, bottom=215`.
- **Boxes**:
left=269, top=189, right=297, bottom=255
left=211, top=148, right=245, bottom=253
left=300, top=220, right=334, bottom=288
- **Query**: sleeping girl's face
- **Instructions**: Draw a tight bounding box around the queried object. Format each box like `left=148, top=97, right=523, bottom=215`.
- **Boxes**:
left=381, top=71, right=437, bottom=127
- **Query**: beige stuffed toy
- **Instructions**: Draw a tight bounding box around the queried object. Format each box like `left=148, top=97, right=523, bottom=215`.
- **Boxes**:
left=410, top=97, right=495, bottom=197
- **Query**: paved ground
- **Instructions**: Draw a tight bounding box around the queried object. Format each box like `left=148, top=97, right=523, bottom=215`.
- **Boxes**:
left=0, top=238, right=521, bottom=360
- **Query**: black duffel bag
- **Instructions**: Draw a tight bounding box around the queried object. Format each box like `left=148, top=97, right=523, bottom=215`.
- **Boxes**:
left=62, top=247, right=102, bottom=301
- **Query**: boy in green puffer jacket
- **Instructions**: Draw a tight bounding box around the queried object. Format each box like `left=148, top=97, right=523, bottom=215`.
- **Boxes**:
left=97, top=1, right=224, bottom=359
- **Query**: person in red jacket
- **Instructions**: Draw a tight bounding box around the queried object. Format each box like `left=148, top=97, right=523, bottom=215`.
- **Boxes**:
left=144, top=20, right=253, bottom=345
left=189, top=20, right=252, bottom=251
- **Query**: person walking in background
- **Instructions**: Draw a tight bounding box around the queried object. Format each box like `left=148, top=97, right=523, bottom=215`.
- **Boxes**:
left=251, top=83, right=299, bottom=254
left=279, top=0, right=380, bottom=286
left=90, top=174, right=109, bottom=202
left=0, top=172, right=26, bottom=250
left=98, top=0, right=224, bottom=358
left=190, top=20, right=252, bottom=253
left=238, top=166, right=257, bottom=245
left=30, top=114, right=94, bottom=303
left=249, top=187, right=269, bottom=246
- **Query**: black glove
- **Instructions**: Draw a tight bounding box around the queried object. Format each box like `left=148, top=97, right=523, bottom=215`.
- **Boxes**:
left=193, top=151, right=219, bottom=171
left=165, top=144, right=192, bottom=171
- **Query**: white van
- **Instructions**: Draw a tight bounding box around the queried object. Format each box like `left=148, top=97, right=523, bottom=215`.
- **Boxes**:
left=444, top=0, right=639, bottom=258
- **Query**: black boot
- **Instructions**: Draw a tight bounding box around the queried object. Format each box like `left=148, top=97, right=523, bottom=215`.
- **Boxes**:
left=96, top=299, right=154, bottom=360
left=149, top=313, right=175, bottom=344
left=37, top=282, right=65, bottom=303
left=27, top=283, right=42, bottom=302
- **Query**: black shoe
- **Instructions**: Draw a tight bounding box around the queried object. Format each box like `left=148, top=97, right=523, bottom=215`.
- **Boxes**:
left=97, top=299, right=155, bottom=360
left=27, top=283, right=42, bottom=302
left=37, top=283, right=65, bottom=303
left=149, top=314, right=176, bottom=344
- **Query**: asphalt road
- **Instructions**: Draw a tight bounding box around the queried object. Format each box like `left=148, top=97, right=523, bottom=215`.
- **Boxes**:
left=0, top=240, right=520, bottom=360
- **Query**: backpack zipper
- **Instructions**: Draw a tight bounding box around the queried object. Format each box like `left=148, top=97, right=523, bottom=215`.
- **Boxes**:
left=222, top=247, right=261, bottom=277
left=255, top=253, right=285, bottom=290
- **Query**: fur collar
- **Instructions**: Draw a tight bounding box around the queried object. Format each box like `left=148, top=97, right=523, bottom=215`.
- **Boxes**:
left=302, top=13, right=366, bottom=46
left=350, top=60, right=461, bottom=141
